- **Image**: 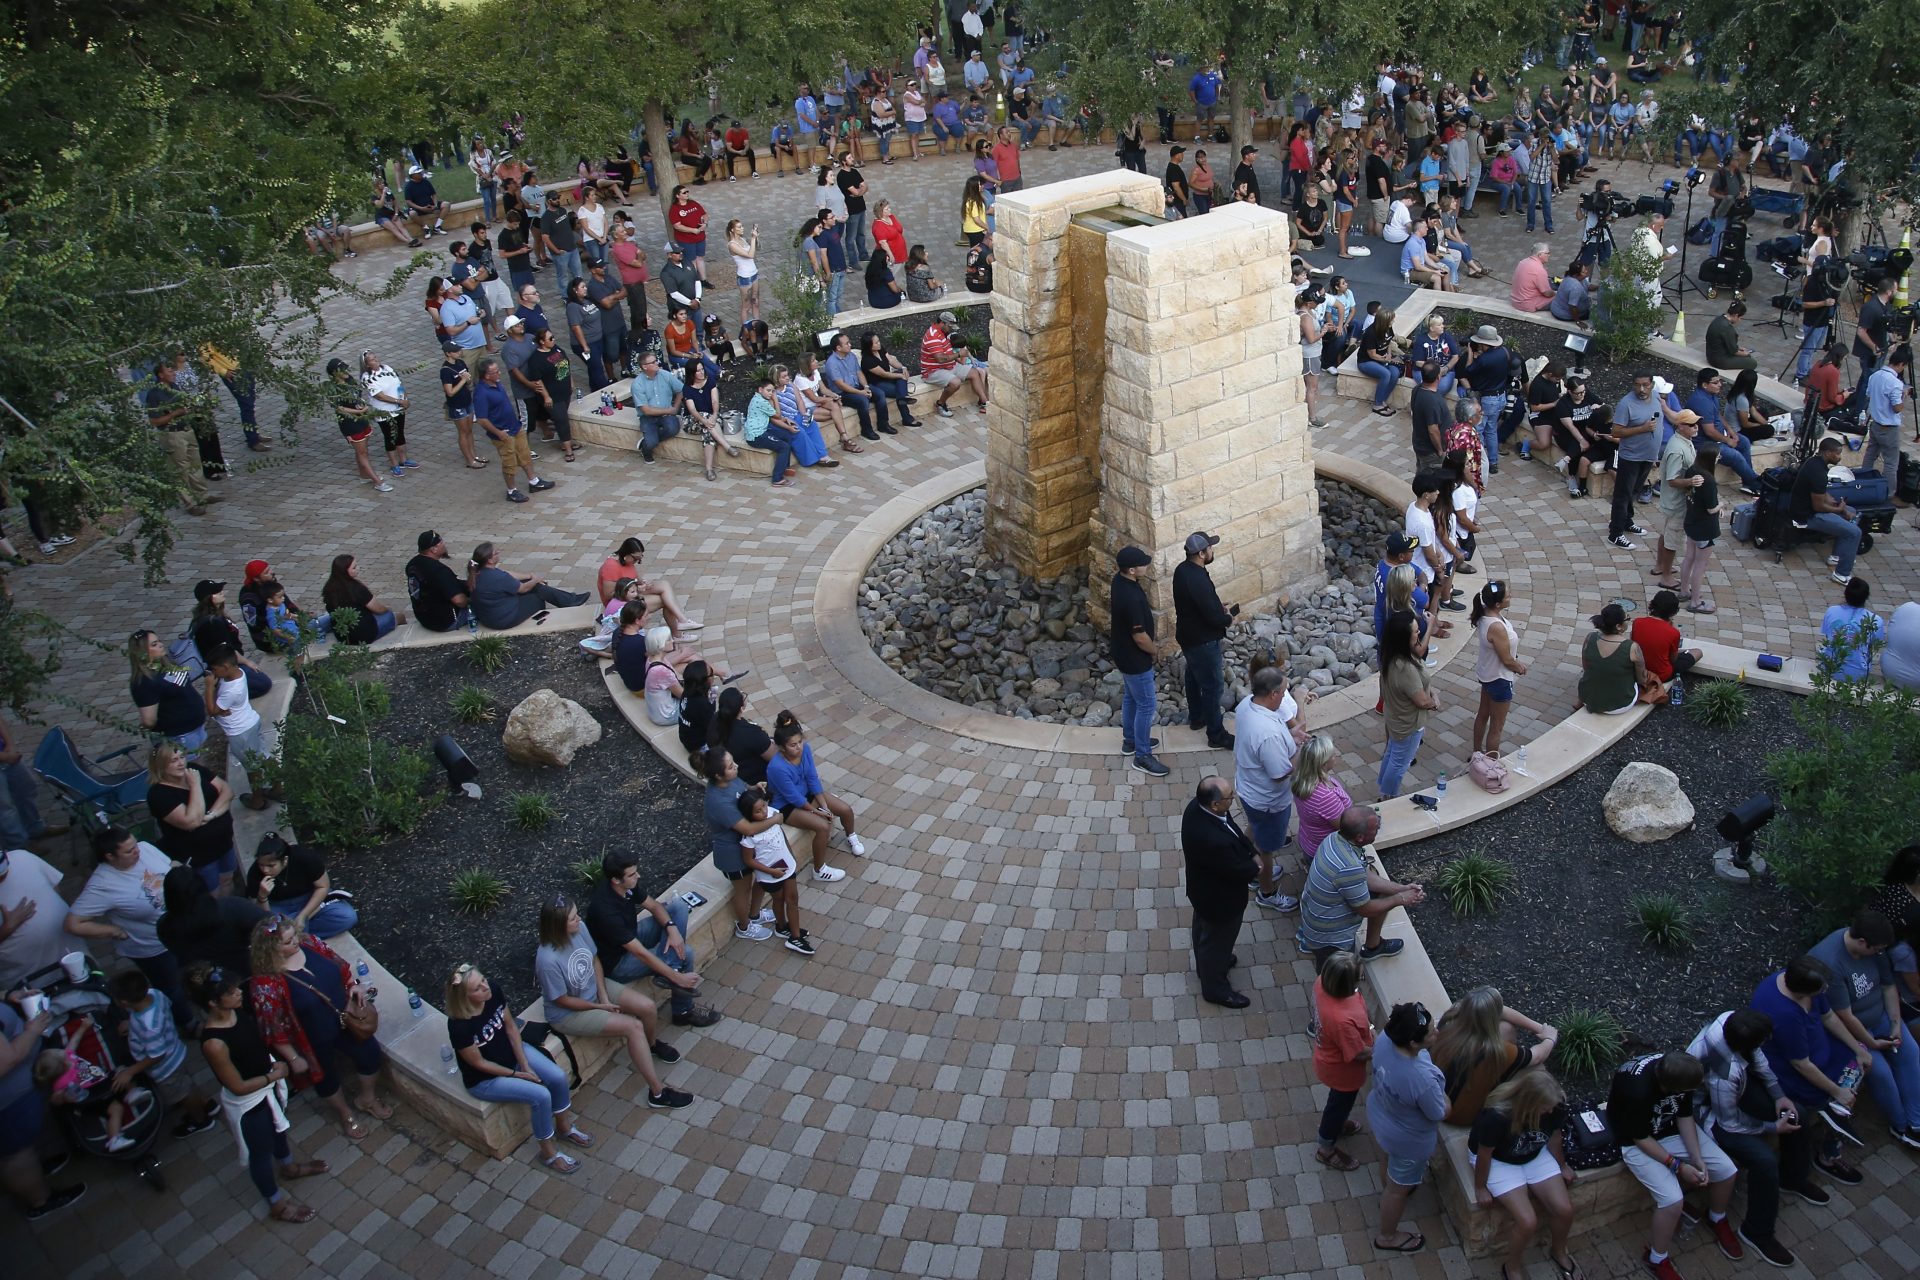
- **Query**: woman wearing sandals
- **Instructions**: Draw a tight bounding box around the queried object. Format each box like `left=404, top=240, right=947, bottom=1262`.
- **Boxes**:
left=793, top=351, right=862, bottom=455
left=1470, top=1070, right=1584, bottom=1280
left=1367, top=1001, right=1448, bottom=1254
left=681, top=361, right=742, bottom=480
left=1311, top=951, right=1371, bottom=1171
left=445, top=963, right=593, bottom=1173
left=247, top=917, right=393, bottom=1140
left=190, top=964, right=329, bottom=1224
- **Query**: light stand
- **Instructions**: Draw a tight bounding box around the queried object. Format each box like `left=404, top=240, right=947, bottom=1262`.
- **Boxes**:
left=432, top=733, right=482, bottom=798
left=1712, top=792, right=1774, bottom=882
left=1663, top=169, right=1707, bottom=312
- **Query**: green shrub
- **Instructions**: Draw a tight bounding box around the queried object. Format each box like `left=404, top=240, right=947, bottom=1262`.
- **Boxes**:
left=1686, top=678, right=1750, bottom=729
left=572, top=854, right=602, bottom=887
left=450, top=868, right=508, bottom=915
left=450, top=686, right=494, bottom=724
left=884, top=324, right=913, bottom=351
left=467, top=635, right=509, bottom=674
left=1766, top=643, right=1920, bottom=925
left=1554, top=1007, right=1626, bottom=1080
left=1592, top=225, right=1665, bottom=362
left=1631, top=892, right=1696, bottom=950
left=1433, top=849, right=1514, bottom=915
left=769, top=267, right=833, bottom=350
left=510, top=791, right=557, bottom=831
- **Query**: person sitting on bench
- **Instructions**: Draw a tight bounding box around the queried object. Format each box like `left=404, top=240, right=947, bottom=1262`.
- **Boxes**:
left=1790, top=436, right=1865, bottom=586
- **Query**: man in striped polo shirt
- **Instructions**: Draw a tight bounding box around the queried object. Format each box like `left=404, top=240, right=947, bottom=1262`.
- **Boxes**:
left=919, top=312, right=988, bottom=418
left=1295, top=805, right=1425, bottom=967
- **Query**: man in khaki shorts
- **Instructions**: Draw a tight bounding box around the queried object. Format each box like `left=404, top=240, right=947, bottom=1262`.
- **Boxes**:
left=1650, top=409, right=1701, bottom=588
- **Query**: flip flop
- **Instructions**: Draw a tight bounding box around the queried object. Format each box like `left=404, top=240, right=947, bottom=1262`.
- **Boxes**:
left=1553, top=1254, right=1585, bottom=1280
left=360, top=1098, right=394, bottom=1120
left=1314, top=1146, right=1361, bottom=1171
left=1374, top=1233, right=1425, bottom=1254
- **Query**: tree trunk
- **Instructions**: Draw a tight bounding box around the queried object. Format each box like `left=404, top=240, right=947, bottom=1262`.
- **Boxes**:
left=644, top=100, right=676, bottom=226
left=1230, top=75, right=1254, bottom=158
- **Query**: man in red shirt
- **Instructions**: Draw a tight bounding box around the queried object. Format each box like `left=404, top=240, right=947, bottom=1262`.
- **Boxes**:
left=918, top=312, right=989, bottom=418
left=722, top=121, right=756, bottom=180
left=992, top=126, right=1023, bottom=193
left=666, top=184, right=708, bottom=282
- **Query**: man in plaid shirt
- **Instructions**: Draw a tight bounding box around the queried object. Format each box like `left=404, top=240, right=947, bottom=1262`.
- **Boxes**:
left=1525, top=130, right=1557, bottom=234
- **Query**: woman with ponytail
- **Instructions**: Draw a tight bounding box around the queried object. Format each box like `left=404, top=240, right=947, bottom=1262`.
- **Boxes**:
left=694, top=747, right=782, bottom=940
left=1469, top=580, right=1526, bottom=758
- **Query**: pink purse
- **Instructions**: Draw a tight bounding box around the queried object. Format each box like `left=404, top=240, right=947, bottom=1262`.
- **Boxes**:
left=1468, top=750, right=1510, bottom=793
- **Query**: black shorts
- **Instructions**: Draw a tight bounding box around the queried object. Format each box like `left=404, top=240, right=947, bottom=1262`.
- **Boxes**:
left=722, top=866, right=753, bottom=882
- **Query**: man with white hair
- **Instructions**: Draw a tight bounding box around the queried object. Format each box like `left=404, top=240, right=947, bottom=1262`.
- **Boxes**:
left=1510, top=242, right=1555, bottom=312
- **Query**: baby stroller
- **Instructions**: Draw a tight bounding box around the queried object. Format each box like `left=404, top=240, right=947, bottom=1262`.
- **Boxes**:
left=24, top=958, right=170, bottom=1191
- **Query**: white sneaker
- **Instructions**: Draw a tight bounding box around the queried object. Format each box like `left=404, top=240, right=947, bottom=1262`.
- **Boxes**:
left=1254, top=891, right=1299, bottom=913
left=733, top=922, right=773, bottom=941
left=1554, top=455, right=1571, bottom=474
left=813, top=866, right=847, bottom=882
left=1349, top=246, right=1371, bottom=257
left=755, top=907, right=775, bottom=924
left=372, top=480, right=394, bottom=493
left=846, top=834, right=868, bottom=857
left=105, top=1133, right=135, bottom=1153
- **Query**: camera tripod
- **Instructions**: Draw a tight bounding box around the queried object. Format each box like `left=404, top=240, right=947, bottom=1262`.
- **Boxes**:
left=1662, top=175, right=1706, bottom=311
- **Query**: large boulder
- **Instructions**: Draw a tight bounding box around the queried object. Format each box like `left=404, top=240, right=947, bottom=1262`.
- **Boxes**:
left=501, top=689, right=602, bottom=767
left=1603, top=762, right=1695, bottom=843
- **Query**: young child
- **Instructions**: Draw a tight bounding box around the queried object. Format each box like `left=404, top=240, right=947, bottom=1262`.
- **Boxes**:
left=37, top=1045, right=146, bottom=1152
left=204, top=645, right=270, bottom=809
left=111, top=969, right=219, bottom=1138
left=737, top=791, right=813, bottom=955
left=258, top=578, right=317, bottom=678
left=702, top=314, right=737, bottom=366
left=1311, top=951, right=1373, bottom=1172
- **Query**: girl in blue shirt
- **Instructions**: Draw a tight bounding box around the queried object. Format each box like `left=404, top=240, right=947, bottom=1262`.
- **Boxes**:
left=765, top=712, right=868, bottom=869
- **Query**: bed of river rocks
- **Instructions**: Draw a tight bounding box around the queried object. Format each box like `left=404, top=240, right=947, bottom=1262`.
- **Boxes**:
left=857, top=480, right=1401, bottom=726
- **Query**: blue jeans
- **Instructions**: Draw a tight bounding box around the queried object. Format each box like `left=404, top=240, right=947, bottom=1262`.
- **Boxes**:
left=1803, top=511, right=1862, bottom=576
left=871, top=378, right=914, bottom=421
left=638, top=412, right=682, bottom=451
left=610, top=897, right=695, bottom=1015
left=1705, top=433, right=1760, bottom=487
left=1478, top=395, right=1507, bottom=462
left=1432, top=371, right=1458, bottom=399
left=372, top=607, right=399, bottom=639
left=551, top=249, right=582, bottom=290
left=271, top=899, right=359, bottom=939
left=466, top=1046, right=571, bottom=1141
left=0, top=759, right=45, bottom=846
left=1526, top=182, right=1554, bottom=233
left=1796, top=324, right=1829, bottom=380
left=220, top=373, right=264, bottom=448
left=1359, top=360, right=1399, bottom=408
left=1182, top=640, right=1227, bottom=742
left=844, top=212, right=869, bottom=262
left=1377, top=728, right=1424, bottom=799
left=1121, top=669, right=1157, bottom=760
left=479, top=183, right=497, bottom=223
left=1497, top=181, right=1520, bottom=215
left=751, top=424, right=797, bottom=482
left=825, top=271, right=845, bottom=316
left=839, top=389, right=891, bottom=434
left=1860, top=1012, right=1920, bottom=1131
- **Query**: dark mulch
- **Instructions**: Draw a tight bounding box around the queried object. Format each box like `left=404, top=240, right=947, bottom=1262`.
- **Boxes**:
left=714, top=304, right=992, bottom=415
left=1392, top=681, right=1819, bottom=1088
left=327, top=632, right=707, bottom=1001
left=1435, top=305, right=1702, bottom=409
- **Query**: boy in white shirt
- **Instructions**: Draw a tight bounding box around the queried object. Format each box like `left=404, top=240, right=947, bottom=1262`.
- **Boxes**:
left=737, top=791, right=813, bottom=955
left=203, top=646, right=270, bottom=809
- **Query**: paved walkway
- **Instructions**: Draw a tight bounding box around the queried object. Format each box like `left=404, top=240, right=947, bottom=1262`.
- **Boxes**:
left=8, top=144, right=1919, bottom=1278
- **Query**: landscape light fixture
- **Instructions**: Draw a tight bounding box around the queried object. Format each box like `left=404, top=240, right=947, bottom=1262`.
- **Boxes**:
left=432, top=733, right=482, bottom=798
left=1713, top=792, right=1774, bottom=882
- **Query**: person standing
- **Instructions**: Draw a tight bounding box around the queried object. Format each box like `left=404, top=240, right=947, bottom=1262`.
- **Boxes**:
left=1179, top=776, right=1260, bottom=1009
left=835, top=156, right=870, bottom=262
left=1172, top=531, right=1237, bottom=750
left=1650, top=410, right=1702, bottom=590
left=1233, top=665, right=1300, bottom=912
left=472, top=357, right=551, bottom=503
left=1863, top=345, right=1910, bottom=481
left=1110, top=546, right=1167, bottom=777
left=1606, top=374, right=1664, bottom=549
left=1368, top=1002, right=1449, bottom=1254
left=1469, top=581, right=1526, bottom=759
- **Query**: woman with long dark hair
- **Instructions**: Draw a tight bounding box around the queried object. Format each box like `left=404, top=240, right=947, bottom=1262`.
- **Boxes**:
left=595, top=536, right=700, bottom=632
left=1577, top=601, right=1655, bottom=712
left=709, top=687, right=776, bottom=787
left=465, top=542, right=588, bottom=631
left=693, top=747, right=779, bottom=940
left=1377, top=613, right=1437, bottom=799
left=1469, top=581, right=1526, bottom=758
left=320, top=554, right=403, bottom=644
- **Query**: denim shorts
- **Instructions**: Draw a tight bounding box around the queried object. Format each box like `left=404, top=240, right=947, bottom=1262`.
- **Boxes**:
left=1386, top=1152, right=1429, bottom=1187
left=194, top=845, right=239, bottom=891
left=905, top=120, right=925, bottom=135
left=0, top=1090, right=43, bottom=1157
left=1482, top=678, right=1514, bottom=704
left=1240, top=799, right=1293, bottom=854
left=736, top=274, right=757, bottom=289
left=680, top=237, right=706, bottom=260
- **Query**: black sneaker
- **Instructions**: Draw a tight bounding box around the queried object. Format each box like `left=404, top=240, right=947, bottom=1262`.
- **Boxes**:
left=1359, top=938, right=1405, bottom=961
left=876, top=424, right=898, bottom=435
left=1607, top=534, right=1639, bottom=550
left=647, top=1087, right=695, bottom=1109
left=640, top=445, right=656, bottom=461
left=1781, top=1180, right=1831, bottom=1205
left=649, top=1038, right=680, bottom=1063
left=1737, top=1226, right=1795, bottom=1269
left=1208, top=733, right=1236, bottom=750
left=784, top=934, right=816, bottom=955
left=173, top=1110, right=219, bottom=1138
left=1117, top=737, right=1160, bottom=756
left=935, top=404, right=955, bottom=418
left=506, top=488, right=529, bottom=503
left=24, top=1183, right=85, bottom=1220
left=774, top=923, right=795, bottom=939
left=672, top=1005, right=722, bottom=1028
left=1896, top=1125, right=1920, bottom=1151
left=528, top=477, right=556, bottom=492
left=1129, top=755, right=1171, bottom=778
left=1819, top=1106, right=1865, bottom=1146
left=1815, top=1152, right=1864, bottom=1184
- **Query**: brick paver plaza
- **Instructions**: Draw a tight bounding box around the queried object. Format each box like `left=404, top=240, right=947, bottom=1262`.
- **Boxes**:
left=9, top=139, right=1919, bottom=1278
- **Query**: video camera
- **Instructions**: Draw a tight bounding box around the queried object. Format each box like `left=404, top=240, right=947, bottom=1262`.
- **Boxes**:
left=1580, top=189, right=1636, bottom=220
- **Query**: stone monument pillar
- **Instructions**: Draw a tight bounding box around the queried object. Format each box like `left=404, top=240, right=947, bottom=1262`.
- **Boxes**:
left=985, top=171, right=1322, bottom=631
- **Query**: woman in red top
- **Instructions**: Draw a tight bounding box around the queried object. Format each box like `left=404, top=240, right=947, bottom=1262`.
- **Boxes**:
left=1630, top=590, right=1701, bottom=682
left=1312, top=952, right=1372, bottom=1171
left=870, top=200, right=908, bottom=267
left=1286, top=121, right=1313, bottom=210
left=423, top=276, right=448, bottom=343
left=608, top=220, right=649, bottom=332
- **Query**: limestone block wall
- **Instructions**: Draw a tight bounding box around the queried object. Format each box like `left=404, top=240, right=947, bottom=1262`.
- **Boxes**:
left=1086, top=202, right=1323, bottom=630
left=984, top=171, right=1165, bottom=578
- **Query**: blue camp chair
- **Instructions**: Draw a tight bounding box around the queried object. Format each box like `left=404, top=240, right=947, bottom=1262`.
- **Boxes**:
left=31, top=727, right=148, bottom=822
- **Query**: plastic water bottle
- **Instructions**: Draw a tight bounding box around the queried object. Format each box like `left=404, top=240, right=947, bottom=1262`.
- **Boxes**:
left=408, top=989, right=423, bottom=1018
left=440, top=1045, right=457, bottom=1075
left=1435, top=772, right=1448, bottom=811
left=1669, top=677, right=1684, bottom=707
left=1515, top=744, right=1530, bottom=776
left=356, top=959, right=370, bottom=981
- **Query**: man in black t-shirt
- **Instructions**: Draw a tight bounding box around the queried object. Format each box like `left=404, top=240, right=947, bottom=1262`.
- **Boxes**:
left=243, top=834, right=357, bottom=938
left=1172, top=531, right=1238, bottom=749
left=1232, top=145, right=1261, bottom=206
left=1410, top=362, right=1449, bottom=467
left=1364, top=140, right=1394, bottom=235
left=1164, top=145, right=1191, bottom=217
left=1610, top=1051, right=1742, bottom=1276
left=406, top=530, right=471, bottom=631
left=1788, top=436, right=1863, bottom=581
left=584, top=851, right=719, bottom=1026
left=1797, top=266, right=1836, bottom=383
left=1853, top=279, right=1893, bottom=379
left=1109, top=546, right=1166, bottom=775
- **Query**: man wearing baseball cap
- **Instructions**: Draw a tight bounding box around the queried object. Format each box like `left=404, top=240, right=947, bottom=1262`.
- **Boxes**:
left=1173, top=532, right=1238, bottom=751
left=406, top=531, right=473, bottom=632
left=1110, top=547, right=1168, bottom=776
left=1651, top=408, right=1703, bottom=589
left=918, top=311, right=987, bottom=417
left=1232, top=145, right=1262, bottom=206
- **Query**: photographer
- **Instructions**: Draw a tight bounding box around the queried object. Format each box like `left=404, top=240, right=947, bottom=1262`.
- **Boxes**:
left=1854, top=278, right=1895, bottom=380
left=1797, top=255, right=1839, bottom=383
left=1578, top=178, right=1624, bottom=268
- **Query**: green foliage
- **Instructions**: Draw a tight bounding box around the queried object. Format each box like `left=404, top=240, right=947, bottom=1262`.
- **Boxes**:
left=467, top=635, right=510, bottom=674
left=509, top=791, right=557, bottom=831
left=450, top=686, right=495, bottom=724
left=1687, top=678, right=1751, bottom=729
left=261, top=646, right=437, bottom=850
left=1766, top=646, right=1920, bottom=925
left=450, top=868, right=509, bottom=915
left=1593, top=224, right=1665, bottom=362
left=884, top=325, right=914, bottom=351
left=1554, top=1008, right=1627, bottom=1080
left=1631, top=893, right=1696, bottom=950
left=769, top=268, right=834, bottom=353
left=572, top=854, right=603, bottom=888
left=1433, top=849, right=1514, bottom=915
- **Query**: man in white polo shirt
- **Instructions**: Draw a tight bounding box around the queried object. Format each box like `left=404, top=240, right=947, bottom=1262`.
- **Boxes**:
left=1233, top=666, right=1298, bottom=913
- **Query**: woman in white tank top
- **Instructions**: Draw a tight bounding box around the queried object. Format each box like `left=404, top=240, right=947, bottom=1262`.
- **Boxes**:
left=1470, top=580, right=1526, bottom=758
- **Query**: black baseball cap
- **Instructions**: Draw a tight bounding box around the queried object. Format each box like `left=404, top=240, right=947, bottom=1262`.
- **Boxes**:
left=418, top=530, right=443, bottom=551
left=1117, top=546, right=1151, bottom=569
left=193, top=579, right=225, bottom=601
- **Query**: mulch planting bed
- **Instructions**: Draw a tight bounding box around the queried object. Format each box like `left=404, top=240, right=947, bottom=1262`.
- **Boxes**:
left=1390, top=681, right=1818, bottom=1088
left=1435, top=305, right=1703, bottom=409
left=714, top=304, right=991, bottom=416
left=329, top=632, right=707, bottom=1001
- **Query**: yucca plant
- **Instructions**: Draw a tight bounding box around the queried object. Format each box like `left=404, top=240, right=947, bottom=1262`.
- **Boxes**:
left=449, top=686, right=494, bottom=724
left=572, top=854, right=603, bottom=888
left=1554, top=1008, right=1626, bottom=1080
left=510, top=791, right=557, bottom=831
left=1687, top=679, right=1751, bottom=729
left=1632, top=892, right=1696, bottom=950
left=467, top=635, right=510, bottom=674
left=450, top=868, right=508, bottom=915
left=1433, top=849, right=1514, bottom=915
